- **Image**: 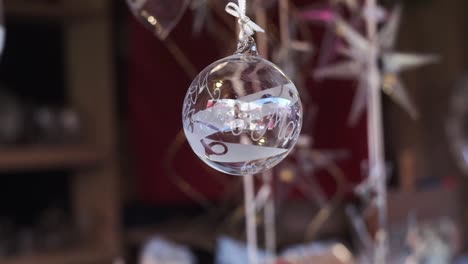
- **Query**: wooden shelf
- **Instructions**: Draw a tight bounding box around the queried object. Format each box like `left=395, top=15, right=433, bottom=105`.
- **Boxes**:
left=0, top=145, right=103, bottom=171
left=1, top=0, right=121, bottom=259
left=4, top=1, right=102, bottom=20
left=1, top=247, right=113, bottom=264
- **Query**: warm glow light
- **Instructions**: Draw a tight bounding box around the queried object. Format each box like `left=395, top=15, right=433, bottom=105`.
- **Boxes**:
left=140, top=10, right=158, bottom=26
left=382, top=74, right=397, bottom=94
left=147, top=16, right=158, bottom=26
left=279, top=169, right=295, bottom=183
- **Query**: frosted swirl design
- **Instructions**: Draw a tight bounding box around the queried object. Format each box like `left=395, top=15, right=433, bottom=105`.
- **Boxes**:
left=182, top=54, right=303, bottom=176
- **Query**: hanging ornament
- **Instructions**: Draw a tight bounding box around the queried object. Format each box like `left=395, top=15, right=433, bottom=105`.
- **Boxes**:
left=314, top=5, right=438, bottom=125
left=126, top=0, right=189, bottom=40
left=182, top=1, right=303, bottom=176
left=299, top=0, right=363, bottom=72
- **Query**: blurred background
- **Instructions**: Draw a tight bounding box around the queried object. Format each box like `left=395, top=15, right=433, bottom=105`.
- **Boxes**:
left=0, top=0, right=466, bottom=263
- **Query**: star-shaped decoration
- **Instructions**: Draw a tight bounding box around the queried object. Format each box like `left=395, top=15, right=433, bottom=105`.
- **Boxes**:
left=299, top=4, right=352, bottom=69
left=299, top=1, right=386, bottom=70
left=314, top=5, right=439, bottom=125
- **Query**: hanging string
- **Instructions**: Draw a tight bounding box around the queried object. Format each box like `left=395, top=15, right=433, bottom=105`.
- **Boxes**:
left=225, top=2, right=264, bottom=264
left=243, top=174, right=259, bottom=264
left=364, top=0, right=389, bottom=262
left=225, top=0, right=265, bottom=40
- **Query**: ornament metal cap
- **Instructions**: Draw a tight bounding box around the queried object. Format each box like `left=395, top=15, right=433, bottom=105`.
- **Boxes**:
left=236, top=36, right=259, bottom=56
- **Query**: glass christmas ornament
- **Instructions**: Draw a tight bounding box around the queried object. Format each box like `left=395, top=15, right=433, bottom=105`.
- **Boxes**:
left=126, top=0, right=189, bottom=40
left=182, top=37, right=303, bottom=176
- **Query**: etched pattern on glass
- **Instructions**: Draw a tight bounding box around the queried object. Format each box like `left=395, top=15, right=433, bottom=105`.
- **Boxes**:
left=182, top=54, right=303, bottom=176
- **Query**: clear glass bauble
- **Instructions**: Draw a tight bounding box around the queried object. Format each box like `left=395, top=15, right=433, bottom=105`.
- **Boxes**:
left=182, top=38, right=303, bottom=176
left=126, top=0, right=189, bottom=40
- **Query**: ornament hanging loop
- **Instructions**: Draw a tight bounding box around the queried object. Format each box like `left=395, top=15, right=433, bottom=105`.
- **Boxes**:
left=225, top=1, right=265, bottom=41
